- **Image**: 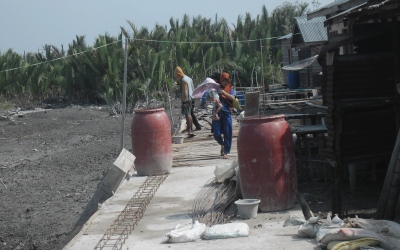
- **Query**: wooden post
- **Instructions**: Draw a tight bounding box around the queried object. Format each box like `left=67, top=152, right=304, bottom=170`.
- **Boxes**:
left=331, top=160, right=342, bottom=216
left=348, top=163, right=356, bottom=192
left=244, top=91, right=260, bottom=116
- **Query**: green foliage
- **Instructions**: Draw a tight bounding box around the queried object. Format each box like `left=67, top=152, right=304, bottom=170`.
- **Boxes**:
left=0, top=2, right=310, bottom=106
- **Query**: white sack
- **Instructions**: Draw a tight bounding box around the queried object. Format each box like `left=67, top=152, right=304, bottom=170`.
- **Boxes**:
left=298, top=217, right=321, bottom=238
left=203, top=222, right=249, bottom=240
left=214, top=159, right=238, bottom=183
left=165, top=220, right=206, bottom=243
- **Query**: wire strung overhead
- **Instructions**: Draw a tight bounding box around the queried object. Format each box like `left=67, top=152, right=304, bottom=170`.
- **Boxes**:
left=0, top=33, right=302, bottom=74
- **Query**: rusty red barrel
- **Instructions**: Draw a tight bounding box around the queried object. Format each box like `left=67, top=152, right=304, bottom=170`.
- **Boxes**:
left=131, top=108, right=172, bottom=176
left=237, top=114, right=297, bottom=212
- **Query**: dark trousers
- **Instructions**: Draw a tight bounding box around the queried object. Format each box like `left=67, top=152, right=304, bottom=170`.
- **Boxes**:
left=191, top=100, right=201, bottom=129
left=212, top=110, right=232, bottom=154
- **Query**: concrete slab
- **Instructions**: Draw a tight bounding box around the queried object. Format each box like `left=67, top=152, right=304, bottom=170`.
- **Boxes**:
left=64, top=118, right=321, bottom=250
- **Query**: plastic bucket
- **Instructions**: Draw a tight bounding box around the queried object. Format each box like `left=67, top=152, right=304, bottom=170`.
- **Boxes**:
left=172, top=136, right=184, bottom=144
left=234, top=199, right=260, bottom=219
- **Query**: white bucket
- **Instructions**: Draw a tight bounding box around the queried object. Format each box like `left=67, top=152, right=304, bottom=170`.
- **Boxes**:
left=234, top=199, right=260, bottom=219
left=172, top=136, right=184, bottom=144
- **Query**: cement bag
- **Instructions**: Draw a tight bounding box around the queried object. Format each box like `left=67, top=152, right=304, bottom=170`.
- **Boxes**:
left=203, top=222, right=249, bottom=240
left=353, top=218, right=400, bottom=237
left=298, top=216, right=321, bottom=238
left=165, top=220, right=206, bottom=243
left=214, top=159, right=238, bottom=183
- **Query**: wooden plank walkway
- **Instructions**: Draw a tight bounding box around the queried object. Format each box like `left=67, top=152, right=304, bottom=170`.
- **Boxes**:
left=172, top=118, right=239, bottom=167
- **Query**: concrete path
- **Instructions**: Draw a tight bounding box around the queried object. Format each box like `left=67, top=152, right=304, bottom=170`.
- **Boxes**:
left=64, top=118, right=321, bottom=249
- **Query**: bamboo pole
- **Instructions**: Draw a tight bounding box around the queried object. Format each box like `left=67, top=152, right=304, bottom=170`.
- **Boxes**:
left=120, top=37, right=128, bottom=152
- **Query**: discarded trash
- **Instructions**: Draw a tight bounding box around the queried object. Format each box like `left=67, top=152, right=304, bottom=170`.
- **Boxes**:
left=165, top=220, right=206, bottom=243
left=203, top=222, right=249, bottom=240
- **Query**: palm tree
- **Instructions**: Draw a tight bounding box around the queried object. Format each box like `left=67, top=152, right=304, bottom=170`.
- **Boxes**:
left=0, top=49, right=26, bottom=98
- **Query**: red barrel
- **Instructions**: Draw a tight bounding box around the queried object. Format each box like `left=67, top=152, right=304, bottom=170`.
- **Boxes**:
left=131, top=108, right=172, bottom=176
left=237, top=115, right=297, bottom=212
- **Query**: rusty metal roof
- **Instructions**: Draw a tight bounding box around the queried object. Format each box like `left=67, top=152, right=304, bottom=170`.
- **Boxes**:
left=307, top=0, right=368, bottom=19
left=294, top=15, right=328, bottom=43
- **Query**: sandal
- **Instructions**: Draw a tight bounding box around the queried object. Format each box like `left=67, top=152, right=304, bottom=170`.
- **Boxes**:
left=220, top=146, right=224, bottom=156
left=223, top=154, right=229, bottom=159
left=187, top=133, right=197, bottom=137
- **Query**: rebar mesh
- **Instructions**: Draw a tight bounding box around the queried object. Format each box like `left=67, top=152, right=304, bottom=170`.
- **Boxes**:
left=94, top=170, right=168, bottom=250
left=191, top=177, right=237, bottom=226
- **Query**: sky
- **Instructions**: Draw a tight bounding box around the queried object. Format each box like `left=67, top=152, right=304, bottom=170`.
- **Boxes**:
left=0, top=0, right=333, bottom=54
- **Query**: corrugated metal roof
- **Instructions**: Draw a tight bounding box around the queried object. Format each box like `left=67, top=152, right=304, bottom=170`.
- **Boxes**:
left=312, top=0, right=350, bottom=13
left=294, top=15, right=328, bottom=43
left=325, top=2, right=367, bottom=23
left=307, top=0, right=368, bottom=20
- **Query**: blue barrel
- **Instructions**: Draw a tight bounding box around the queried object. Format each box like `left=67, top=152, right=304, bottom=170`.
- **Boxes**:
left=288, top=71, right=300, bottom=89
left=236, top=91, right=245, bottom=106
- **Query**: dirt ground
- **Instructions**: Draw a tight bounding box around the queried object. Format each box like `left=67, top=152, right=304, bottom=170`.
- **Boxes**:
left=0, top=100, right=384, bottom=250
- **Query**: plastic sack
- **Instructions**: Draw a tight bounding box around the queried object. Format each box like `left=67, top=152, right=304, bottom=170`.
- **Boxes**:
left=214, top=159, right=238, bottom=183
left=283, top=215, right=306, bottom=227
left=331, top=215, right=344, bottom=226
left=298, top=217, right=322, bottom=238
left=165, top=220, right=206, bottom=243
left=203, top=222, right=249, bottom=240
